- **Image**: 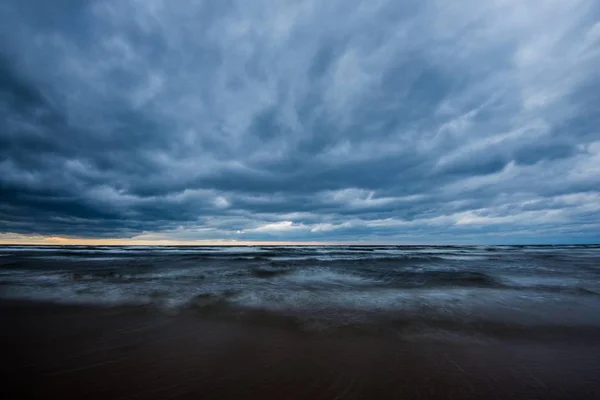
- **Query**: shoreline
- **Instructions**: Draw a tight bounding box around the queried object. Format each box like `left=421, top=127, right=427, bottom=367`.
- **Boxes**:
left=2, top=299, right=600, bottom=399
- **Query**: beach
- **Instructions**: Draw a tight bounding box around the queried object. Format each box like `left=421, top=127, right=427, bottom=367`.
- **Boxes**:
left=3, top=299, right=600, bottom=399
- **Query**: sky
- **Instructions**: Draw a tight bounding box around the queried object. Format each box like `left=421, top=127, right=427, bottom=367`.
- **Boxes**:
left=0, top=0, right=599, bottom=245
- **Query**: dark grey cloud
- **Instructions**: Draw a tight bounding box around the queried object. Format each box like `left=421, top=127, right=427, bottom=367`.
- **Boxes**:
left=1, top=0, right=599, bottom=244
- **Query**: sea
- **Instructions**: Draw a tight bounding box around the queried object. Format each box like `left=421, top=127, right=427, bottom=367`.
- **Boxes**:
left=2, top=244, right=600, bottom=335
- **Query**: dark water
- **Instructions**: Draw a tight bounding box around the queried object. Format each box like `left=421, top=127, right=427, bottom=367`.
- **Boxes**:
left=2, top=245, right=600, bottom=334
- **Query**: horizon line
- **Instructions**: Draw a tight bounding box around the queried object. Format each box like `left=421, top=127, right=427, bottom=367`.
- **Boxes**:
left=0, top=236, right=598, bottom=247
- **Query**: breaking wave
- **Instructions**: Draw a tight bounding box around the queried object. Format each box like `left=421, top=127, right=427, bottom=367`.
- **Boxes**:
left=1, top=244, right=600, bottom=332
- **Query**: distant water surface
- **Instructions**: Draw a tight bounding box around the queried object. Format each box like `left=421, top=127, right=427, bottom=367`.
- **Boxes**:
left=2, top=245, right=599, bottom=335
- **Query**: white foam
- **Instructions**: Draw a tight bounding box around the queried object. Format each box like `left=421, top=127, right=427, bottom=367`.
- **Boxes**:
left=438, top=255, right=488, bottom=261
left=31, top=256, right=126, bottom=261
left=501, top=275, right=583, bottom=288
left=282, top=267, right=379, bottom=286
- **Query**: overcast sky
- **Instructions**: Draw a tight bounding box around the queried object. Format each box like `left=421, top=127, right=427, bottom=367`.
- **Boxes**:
left=1, top=0, right=599, bottom=244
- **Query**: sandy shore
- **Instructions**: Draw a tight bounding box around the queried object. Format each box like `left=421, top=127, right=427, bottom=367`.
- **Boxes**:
left=2, top=300, right=600, bottom=399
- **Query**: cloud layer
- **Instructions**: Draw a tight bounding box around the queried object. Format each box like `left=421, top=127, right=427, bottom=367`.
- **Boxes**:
left=1, top=0, right=599, bottom=244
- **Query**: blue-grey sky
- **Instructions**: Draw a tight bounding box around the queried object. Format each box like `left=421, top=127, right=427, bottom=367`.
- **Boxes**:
left=1, top=0, right=599, bottom=244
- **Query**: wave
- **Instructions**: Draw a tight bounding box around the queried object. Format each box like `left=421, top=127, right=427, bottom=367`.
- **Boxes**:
left=387, top=270, right=503, bottom=288
left=2, top=244, right=599, bottom=335
left=250, top=267, right=293, bottom=278
left=153, top=286, right=600, bottom=336
left=281, top=268, right=380, bottom=287
left=3, top=278, right=600, bottom=337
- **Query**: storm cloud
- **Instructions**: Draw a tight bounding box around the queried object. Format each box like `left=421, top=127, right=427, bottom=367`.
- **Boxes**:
left=1, top=0, right=599, bottom=244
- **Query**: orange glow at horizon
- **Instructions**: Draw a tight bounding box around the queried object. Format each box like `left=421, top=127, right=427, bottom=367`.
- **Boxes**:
left=0, top=233, right=334, bottom=246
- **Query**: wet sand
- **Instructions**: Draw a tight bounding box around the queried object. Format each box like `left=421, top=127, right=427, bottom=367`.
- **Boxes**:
left=2, top=300, right=600, bottom=399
